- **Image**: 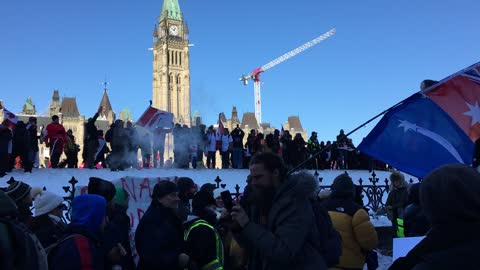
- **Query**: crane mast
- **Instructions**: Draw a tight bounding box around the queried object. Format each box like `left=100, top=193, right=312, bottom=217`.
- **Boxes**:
left=240, top=28, right=336, bottom=124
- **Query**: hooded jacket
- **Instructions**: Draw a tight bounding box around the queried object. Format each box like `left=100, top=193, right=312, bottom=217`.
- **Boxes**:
left=0, top=190, right=18, bottom=270
left=390, top=164, right=480, bottom=270
left=0, top=190, right=47, bottom=270
left=386, top=174, right=408, bottom=211
left=49, top=194, right=106, bottom=270
left=237, top=172, right=327, bottom=270
left=323, top=174, right=378, bottom=269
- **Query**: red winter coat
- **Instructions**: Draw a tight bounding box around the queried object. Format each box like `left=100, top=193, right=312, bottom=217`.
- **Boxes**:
left=45, top=123, right=66, bottom=153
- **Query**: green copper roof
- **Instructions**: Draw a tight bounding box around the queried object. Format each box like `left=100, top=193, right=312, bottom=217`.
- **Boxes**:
left=160, top=0, right=182, bottom=21
left=120, top=107, right=132, bottom=122
left=24, top=97, right=34, bottom=110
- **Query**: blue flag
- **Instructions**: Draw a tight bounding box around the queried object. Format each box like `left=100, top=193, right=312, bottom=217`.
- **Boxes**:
left=358, top=94, right=474, bottom=178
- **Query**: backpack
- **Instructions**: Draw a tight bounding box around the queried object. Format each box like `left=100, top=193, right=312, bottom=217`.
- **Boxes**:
left=0, top=217, right=48, bottom=270
left=45, top=233, right=84, bottom=265
left=310, top=199, right=342, bottom=268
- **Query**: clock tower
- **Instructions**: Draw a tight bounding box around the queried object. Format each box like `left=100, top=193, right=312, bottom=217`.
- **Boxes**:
left=152, top=0, right=191, bottom=127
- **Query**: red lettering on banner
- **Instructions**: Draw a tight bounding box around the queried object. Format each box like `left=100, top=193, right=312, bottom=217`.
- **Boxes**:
left=137, top=208, right=145, bottom=221
left=139, top=178, right=151, bottom=199
left=155, top=177, right=166, bottom=185
left=121, top=178, right=137, bottom=202
left=129, top=212, right=134, bottom=228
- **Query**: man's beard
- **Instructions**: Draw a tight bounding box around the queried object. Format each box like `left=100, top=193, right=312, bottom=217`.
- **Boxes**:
left=252, top=186, right=275, bottom=216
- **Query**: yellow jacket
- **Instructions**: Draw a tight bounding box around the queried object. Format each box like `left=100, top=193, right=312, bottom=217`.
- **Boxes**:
left=328, top=209, right=378, bottom=269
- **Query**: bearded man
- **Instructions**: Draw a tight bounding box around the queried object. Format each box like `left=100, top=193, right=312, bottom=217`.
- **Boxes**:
left=231, top=152, right=327, bottom=270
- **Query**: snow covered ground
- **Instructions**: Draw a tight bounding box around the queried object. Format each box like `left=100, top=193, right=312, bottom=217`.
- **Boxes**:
left=0, top=167, right=413, bottom=201
left=1, top=167, right=398, bottom=269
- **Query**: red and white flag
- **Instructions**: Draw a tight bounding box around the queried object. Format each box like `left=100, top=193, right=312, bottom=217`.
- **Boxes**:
left=217, top=113, right=224, bottom=135
left=136, top=106, right=174, bottom=132
left=426, top=65, right=480, bottom=142
left=3, top=108, right=18, bottom=129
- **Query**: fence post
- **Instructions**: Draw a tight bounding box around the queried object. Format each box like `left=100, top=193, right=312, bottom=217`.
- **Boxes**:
left=62, top=176, right=78, bottom=222
left=214, top=176, right=222, bottom=189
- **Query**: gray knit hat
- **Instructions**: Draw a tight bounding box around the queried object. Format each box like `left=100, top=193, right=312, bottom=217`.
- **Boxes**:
left=4, top=181, right=31, bottom=203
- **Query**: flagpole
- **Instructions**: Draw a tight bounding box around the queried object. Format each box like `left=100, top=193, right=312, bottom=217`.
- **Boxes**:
left=288, top=99, right=406, bottom=175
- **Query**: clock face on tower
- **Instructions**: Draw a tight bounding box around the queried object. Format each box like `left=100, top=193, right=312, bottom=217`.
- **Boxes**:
left=169, top=25, right=179, bottom=36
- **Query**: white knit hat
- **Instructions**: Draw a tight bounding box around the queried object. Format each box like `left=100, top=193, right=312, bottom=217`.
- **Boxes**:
left=34, top=191, right=64, bottom=216
left=213, top=188, right=222, bottom=200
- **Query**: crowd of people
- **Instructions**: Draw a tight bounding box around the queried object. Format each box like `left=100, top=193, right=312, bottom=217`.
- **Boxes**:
left=1, top=151, right=479, bottom=269
left=172, top=125, right=382, bottom=171
left=0, top=108, right=388, bottom=176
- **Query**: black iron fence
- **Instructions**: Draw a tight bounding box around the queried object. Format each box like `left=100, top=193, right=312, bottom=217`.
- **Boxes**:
left=316, top=170, right=420, bottom=213
left=7, top=170, right=420, bottom=222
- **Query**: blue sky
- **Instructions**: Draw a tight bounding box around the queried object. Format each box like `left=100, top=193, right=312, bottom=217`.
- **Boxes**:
left=0, top=0, right=478, bottom=145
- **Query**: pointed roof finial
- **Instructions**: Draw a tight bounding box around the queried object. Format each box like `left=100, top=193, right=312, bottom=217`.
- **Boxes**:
left=99, top=78, right=113, bottom=119
left=102, top=75, right=109, bottom=92
left=153, top=24, right=158, bottom=38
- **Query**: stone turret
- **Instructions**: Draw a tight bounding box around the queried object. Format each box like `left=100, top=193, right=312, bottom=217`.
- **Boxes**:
left=49, top=89, right=61, bottom=116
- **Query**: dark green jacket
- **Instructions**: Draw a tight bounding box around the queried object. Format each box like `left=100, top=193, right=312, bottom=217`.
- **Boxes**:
left=386, top=186, right=408, bottom=216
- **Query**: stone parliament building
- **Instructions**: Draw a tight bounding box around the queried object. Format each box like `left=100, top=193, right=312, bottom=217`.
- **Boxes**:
left=0, top=88, right=115, bottom=168
left=0, top=0, right=306, bottom=167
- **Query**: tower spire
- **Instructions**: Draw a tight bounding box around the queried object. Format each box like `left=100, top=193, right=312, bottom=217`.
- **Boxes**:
left=160, top=0, right=182, bottom=22
left=99, top=78, right=114, bottom=121
left=153, top=24, right=158, bottom=38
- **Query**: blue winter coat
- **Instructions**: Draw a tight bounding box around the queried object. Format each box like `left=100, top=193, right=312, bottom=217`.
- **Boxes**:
left=49, top=226, right=104, bottom=270
left=49, top=194, right=106, bottom=270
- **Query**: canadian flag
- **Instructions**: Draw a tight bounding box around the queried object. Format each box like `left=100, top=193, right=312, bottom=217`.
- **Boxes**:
left=136, top=106, right=174, bottom=132
left=3, top=108, right=17, bottom=129
left=217, top=113, right=224, bottom=135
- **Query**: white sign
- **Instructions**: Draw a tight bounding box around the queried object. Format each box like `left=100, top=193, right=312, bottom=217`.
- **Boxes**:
left=392, top=236, right=425, bottom=261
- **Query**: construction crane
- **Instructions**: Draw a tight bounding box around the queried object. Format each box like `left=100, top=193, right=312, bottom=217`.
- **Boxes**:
left=240, top=28, right=336, bottom=124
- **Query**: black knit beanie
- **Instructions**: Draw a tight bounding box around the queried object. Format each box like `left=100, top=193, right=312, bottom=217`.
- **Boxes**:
left=177, top=177, right=195, bottom=194
left=152, top=181, right=178, bottom=201
left=331, top=173, right=355, bottom=198
left=192, top=190, right=216, bottom=213
left=88, top=177, right=116, bottom=203
left=4, top=181, right=31, bottom=203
